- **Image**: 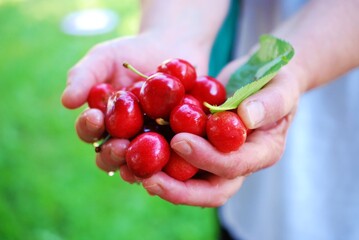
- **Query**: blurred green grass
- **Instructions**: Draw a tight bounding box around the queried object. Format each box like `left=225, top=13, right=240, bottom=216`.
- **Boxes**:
left=0, top=1, right=218, bottom=239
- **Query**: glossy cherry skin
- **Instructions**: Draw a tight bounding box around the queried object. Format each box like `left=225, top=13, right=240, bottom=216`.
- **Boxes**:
left=180, top=94, right=202, bottom=108
left=170, top=103, right=207, bottom=136
left=157, top=58, right=197, bottom=92
left=163, top=150, right=199, bottom=181
left=105, top=90, right=143, bottom=139
left=206, top=111, right=247, bottom=153
left=125, top=132, right=170, bottom=178
left=87, top=83, right=114, bottom=113
left=139, top=72, right=185, bottom=119
left=189, top=76, right=227, bottom=113
left=127, top=80, right=145, bottom=99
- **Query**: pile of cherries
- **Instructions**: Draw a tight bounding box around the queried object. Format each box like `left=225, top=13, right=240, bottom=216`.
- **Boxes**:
left=87, top=58, right=248, bottom=181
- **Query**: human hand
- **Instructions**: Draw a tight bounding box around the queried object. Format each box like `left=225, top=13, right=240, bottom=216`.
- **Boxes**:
left=128, top=57, right=306, bottom=207
left=61, top=33, right=210, bottom=172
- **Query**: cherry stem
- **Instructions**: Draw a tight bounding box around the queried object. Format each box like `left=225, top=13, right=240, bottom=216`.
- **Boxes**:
left=155, top=118, right=169, bottom=125
left=123, top=62, right=149, bottom=79
left=93, top=134, right=111, bottom=153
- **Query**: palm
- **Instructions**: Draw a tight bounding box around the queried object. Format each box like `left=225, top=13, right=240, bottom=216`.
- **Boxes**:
left=92, top=35, right=209, bottom=90
left=63, top=34, right=209, bottom=110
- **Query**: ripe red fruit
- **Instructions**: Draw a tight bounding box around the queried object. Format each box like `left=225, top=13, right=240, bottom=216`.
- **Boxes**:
left=180, top=94, right=202, bottom=108
left=189, top=76, right=227, bottom=112
left=139, top=72, right=185, bottom=119
left=127, top=80, right=145, bottom=99
left=157, top=58, right=197, bottom=92
left=105, top=90, right=143, bottom=139
left=169, top=103, right=207, bottom=136
left=206, top=111, right=247, bottom=153
left=87, top=83, right=114, bottom=113
left=126, top=132, right=170, bottom=178
left=163, top=151, right=198, bottom=181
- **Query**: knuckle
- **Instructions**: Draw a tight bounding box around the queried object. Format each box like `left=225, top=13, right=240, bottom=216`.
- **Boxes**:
left=212, top=194, right=229, bottom=207
left=88, top=42, right=107, bottom=55
left=264, top=87, right=286, bottom=121
left=224, top=155, right=253, bottom=179
left=208, top=183, right=231, bottom=207
left=209, top=188, right=231, bottom=207
left=224, top=166, right=240, bottom=179
left=67, top=65, right=80, bottom=80
left=236, top=160, right=257, bottom=177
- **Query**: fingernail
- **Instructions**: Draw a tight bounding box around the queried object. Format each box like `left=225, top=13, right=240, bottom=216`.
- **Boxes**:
left=85, top=113, right=102, bottom=132
left=61, top=85, right=72, bottom=100
left=110, top=147, right=125, bottom=165
left=244, top=100, right=265, bottom=127
left=145, top=183, right=163, bottom=196
left=63, top=78, right=74, bottom=94
left=172, top=140, right=192, bottom=156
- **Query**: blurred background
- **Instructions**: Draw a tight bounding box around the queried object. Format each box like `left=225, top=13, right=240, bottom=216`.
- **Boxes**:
left=0, top=0, right=218, bottom=239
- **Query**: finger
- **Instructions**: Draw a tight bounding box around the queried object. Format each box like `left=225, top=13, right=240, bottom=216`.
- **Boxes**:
left=62, top=42, right=116, bottom=109
left=119, top=165, right=144, bottom=184
left=97, top=138, right=130, bottom=169
left=142, top=172, right=244, bottom=207
left=75, top=108, right=105, bottom=143
left=237, top=67, right=300, bottom=129
left=171, top=115, right=291, bottom=179
left=217, top=56, right=301, bottom=129
left=96, top=154, right=118, bottom=173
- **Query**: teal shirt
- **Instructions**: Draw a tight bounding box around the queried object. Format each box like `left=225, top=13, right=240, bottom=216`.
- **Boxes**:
left=208, top=0, right=239, bottom=77
left=215, top=1, right=359, bottom=239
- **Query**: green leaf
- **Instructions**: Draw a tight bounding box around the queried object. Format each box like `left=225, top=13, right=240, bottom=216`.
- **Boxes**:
left=206, top=34, right=294, bottom=113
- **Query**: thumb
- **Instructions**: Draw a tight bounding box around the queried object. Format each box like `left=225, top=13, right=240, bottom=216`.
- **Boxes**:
left=217, top=57, right=302, bottom=129
left=61, top=43, right=115, bottom=109
left=237, top=65, right=302, bottom=129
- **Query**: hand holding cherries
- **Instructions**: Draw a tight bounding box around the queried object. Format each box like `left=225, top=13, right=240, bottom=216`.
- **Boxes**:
left=87, top=58, right=249, bottom=181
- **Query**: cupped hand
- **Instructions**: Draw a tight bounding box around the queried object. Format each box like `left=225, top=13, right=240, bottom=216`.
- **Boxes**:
left=134, top=58, right=306, bottom=207
left=62, top=33, right=210, bottom=171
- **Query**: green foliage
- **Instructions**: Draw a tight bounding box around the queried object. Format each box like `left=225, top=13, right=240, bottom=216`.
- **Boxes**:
left=0, top=1, right=217, bottom=239
left=206, top=35, right=294, bottom=113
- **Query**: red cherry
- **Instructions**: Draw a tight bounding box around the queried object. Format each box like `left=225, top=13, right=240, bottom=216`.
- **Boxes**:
left=206, top=111, right=247, bottom=153
left=189, top=76, right=227, bottom=113
left=105, top=90, right=143, bottom=139
left=180, top=94, right=202, bottom=108
left=157, top=58, right=197, bottom=92
left=126, top=132, right=170, bottom=178
left=163, top=151, right=198, bottom=181
left=170, top=103, right=207, bottom=136
left=87, top=83, right=114, bottom=113
left=127, top=80, right=145, bottom=99
left=139, top=72, right=185, bottom=119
